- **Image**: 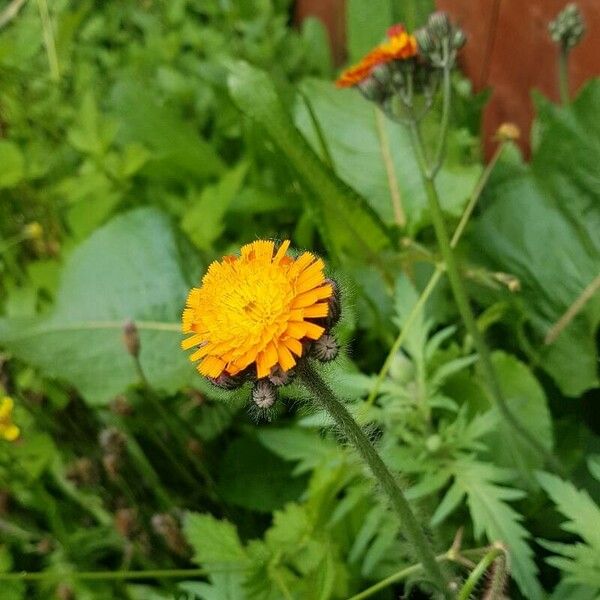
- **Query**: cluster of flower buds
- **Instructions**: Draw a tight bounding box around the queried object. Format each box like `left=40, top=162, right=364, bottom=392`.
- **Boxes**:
left=549, top=3, right=585, bottom=50
left=414, top=12, right=466, bottom=68
left=99, top=427, right=127, bottom=480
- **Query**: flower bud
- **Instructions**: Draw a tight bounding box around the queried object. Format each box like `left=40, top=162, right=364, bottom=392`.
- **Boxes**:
left=268, top=365, right=293, bottom=387
left=357, top=76, right=387, bottom=103
left=110, top=395, right=134, bottom=416
left=415, top=27, right=436, bottom=56
left=99, top=427, right=126, bottom=455
left=325, top=278, right=342, bottom=327
left=122, top=320, right=140, bottom=359
left=312, top=333, right=339, bottom=362
left=452, top=29, right=467, bottom=50
left=428, top=11, right=451, bottom=38
left=207, top=372, right=246, bottom=390
left=252, top=379, right=277, bottom=409
left=549, top=3, right=585, bottom=50
left=151, top=513, right=188, bottom=557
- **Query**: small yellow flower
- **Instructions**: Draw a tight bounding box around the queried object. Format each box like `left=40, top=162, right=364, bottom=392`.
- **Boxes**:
left=0, top=396, right=20, bottom=442
left=182, top=240, right=333, bottom=380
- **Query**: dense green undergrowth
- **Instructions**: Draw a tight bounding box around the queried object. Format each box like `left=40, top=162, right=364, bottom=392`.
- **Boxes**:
left=0, top=1, right=599, bottom=599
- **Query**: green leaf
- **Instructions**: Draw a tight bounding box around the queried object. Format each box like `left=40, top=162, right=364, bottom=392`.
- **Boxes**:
left=227, top=61, right=391, bottom=262
left=295, top=79, right=481, bottom=233
left=435, top=459, right=543, bottom=600
left=0, top=208, right=200, bottom=405
left=484, top=352, right=553, bottom=485
left=181, top=162, right=249, bottom=251
left=346, top=0, right=392, bottom=63
left=217, top=436, right=306, bottom=513
left=472, top=82, right=600, bottom=396
left=0, top=140, right=25, bottom=188
left=110, top=79, right=224, bottom=181
left=538, top=472, right=600, bottom=550
left=538, top=472, right=600, bottom=589
left=184, top=512, right=249, bottom=567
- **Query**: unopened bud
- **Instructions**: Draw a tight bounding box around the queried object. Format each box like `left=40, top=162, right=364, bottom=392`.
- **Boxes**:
left=252, top=379, right=277, bottom=409
left=428, top=12, right=451, bottom=38
left=99, top=427, right=126, bottom=455
left=312, top=333, right=339, bottom=362
left=207, top=371, right=246, bottom=390
left=415, top=27, right=436, bottom=55
left=151, top=513, right=188, bottom=556
left=122, top=320, right=140, bottom=358
left=325, top=278, right=342, bottom=327
left=452, top=29, right=467, bottom=50
left=115, top=507, right=138, bottom=539
left=496, top=122, right=521, bottom=142
left=357, top=76, right=387, bottom=103
left=66, top=457, right=97, bottom=486
left=268, top=365, right=293, bottom=387
left=371, top=63, right=392, bottom=87
left=549, top=3, right=585, bottom=50
left=102, top=453, right=121, bottom=480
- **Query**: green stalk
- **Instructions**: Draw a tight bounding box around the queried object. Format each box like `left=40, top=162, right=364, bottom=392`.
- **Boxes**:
left=297, top=360, right=453, bottom=598
left=457, top=547, right=505, bottom=600
left=558, top=46, right=570, bottom=105
left=407, top=119, right=565, bottom=476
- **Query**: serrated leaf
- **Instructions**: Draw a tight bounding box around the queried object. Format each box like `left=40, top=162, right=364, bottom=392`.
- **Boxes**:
left=183, top=513, right=248, bottom=567
left=0, top=208, right=200, bottom=404
left=435, top=459, right=543, bottom=599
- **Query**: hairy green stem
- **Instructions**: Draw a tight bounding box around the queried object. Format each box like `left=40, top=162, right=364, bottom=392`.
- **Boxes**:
left=297, top=360, right=452, bottom=598
left=457, top=547, right=505, bottom=600
left=407, top=119, right=565, bottom=476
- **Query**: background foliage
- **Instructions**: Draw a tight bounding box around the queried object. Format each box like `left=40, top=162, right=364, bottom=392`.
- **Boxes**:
left=0, top=1, right=598, bottom=599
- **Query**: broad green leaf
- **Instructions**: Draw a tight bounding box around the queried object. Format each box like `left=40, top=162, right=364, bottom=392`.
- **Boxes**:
left=181, top=162, right=249, bottom=251
left=110, top=79, right=224, bottom=181
left=0, top=140, right=24, bottom=188
left=0, top=208, right=200, bottom=405
left=295, top=79, right=481, bottom=233
left=184, top=513, right=248, bottom=566
left=472, top=82, right=600, bottom=396
left=484, top=352, right=553, bottom=485
left=227, top=61, right=391, bottom=262
left=217, top=436, right=306, bottom=513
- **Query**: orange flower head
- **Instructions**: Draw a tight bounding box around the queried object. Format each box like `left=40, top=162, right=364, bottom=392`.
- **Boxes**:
left=182, top=240, right=333, bottom=381
left=336, top=24, right=418, bottom=88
